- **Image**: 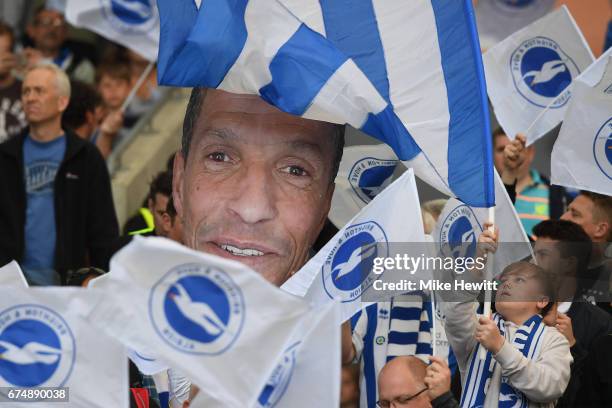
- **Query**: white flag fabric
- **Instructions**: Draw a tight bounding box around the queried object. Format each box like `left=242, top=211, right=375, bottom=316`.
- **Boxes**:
left=551, top=49, right=612, bottom=195
left=66, top=0, right=159, bottom=61
left=90, top=237, right=311, bottom=407
left=433, top=170, right=533, bottom=278
left=0, top=261, right=28, bottom=287
left=475, top=0, right=555, bottom=51
left=282, top=169, right=426, bottom=323
left=126, top=348, right=167, bottom=376
left=483, top=6, right=594, bottom=144
left=0, top=288, right=128, bottom=407
left=191, top=302, right=341, bottom=408
left=329, top=144, right=400, bottom=229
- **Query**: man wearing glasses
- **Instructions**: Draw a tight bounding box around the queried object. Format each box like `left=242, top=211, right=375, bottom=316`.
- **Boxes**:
left=377, top=356, right=458, bottom=408
left=24, top=7, right=95, bottom=84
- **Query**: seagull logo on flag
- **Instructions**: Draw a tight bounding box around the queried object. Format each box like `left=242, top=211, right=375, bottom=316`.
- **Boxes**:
left=333, top=242, right=377, bottom=281
left=110, top=0, right=152, bottom=20
left=522, top=59, right=567, bottom=86
left=0, top=341, right=61, bottom=365
left=169, top=283, right=227, bottom=336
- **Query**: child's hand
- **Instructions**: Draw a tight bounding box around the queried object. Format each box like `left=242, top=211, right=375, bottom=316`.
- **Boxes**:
left=475, top=315, right=504, bottom=354
left=555, top=313, right=576, bottom=347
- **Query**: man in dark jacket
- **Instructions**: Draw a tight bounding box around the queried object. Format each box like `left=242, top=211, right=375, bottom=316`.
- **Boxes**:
left=0, top=62, right=118, bottom=285
left=532, top=220, right=612, bottom=407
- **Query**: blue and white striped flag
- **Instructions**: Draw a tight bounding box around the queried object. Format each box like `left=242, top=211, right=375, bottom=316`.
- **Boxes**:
left=157, top=0, right=495, bottom=208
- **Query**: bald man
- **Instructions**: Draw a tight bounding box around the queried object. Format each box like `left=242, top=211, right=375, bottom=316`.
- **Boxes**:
left=377, top=356, right=458, bottom=408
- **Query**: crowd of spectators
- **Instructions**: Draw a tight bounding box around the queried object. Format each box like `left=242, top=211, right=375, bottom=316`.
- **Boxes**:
left=0, top=3, right=610, bottom=408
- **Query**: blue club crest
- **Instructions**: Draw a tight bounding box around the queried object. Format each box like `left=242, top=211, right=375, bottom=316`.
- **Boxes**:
left=256, top=342, right=300, bottom=408
left=439, top=205, right=482, bottom=260
left=149, top=264, right=245, bottom=355
left=100, top=0, right=158, bottom=34
left=348, top=157, right=398, bottom=203
left=322, top=221, right=389, bottom=302
left=510, top=37, right=580, bottom=108
left=0, top=305, right=75, bottom=389
left=593, top=117, right=612, bottom=180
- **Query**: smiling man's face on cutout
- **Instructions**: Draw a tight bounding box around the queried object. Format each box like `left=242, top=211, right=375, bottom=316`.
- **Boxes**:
left=173, top=89, right=341, bottom=286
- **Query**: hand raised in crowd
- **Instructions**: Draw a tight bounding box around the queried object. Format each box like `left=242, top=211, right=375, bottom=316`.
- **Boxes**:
left=470, top=222, right=499, bottom=277
left=475, top=314, right=505, bottom=354
left=425, top=356, right=451, bottom=400
left=501, top=133, right=527, bottom=185
left=0, top=50, right=17, bottom=73
left=555, top=313, right=576, bottom=347
left=22, top=47, right=44, bottom=69
left=100, top=109, right=124, bottom=137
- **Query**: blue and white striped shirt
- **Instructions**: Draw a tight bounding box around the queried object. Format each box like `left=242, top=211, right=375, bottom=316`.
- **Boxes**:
left=351, top=295, right=433, bottom=408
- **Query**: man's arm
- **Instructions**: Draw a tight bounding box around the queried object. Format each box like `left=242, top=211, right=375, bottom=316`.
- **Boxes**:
left=495, top=329, right=572, bottom=403
left=87, top=146, right=119, bottom=270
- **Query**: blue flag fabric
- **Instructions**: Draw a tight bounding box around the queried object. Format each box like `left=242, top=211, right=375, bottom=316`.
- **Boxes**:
left=157, top=0, right=495, bottom=208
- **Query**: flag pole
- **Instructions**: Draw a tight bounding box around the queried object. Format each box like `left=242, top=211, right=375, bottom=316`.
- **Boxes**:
left=120, top=61, right=155, bottom=112
left=431, top=291, right=437, bottom=358
left=479, top=206, right=495, bottom=360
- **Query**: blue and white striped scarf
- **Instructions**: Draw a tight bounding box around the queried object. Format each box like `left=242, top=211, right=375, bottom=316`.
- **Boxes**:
left=460, top=314, right=545, bottom=408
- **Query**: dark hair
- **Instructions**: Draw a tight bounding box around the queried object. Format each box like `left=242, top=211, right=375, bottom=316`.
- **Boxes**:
left=579, top=191, right=612, bottom=240
left=96, top=61, right=131, bottom=84
left=0, top=20, right=15, bottom=50
left=492, top=127, right=507, bottom=142
left=62, top=80, right=102, bottom=131
left=66, top=267, right=104, bottom=287
left=181, top=87, right=346, bottom=182
left=499, top=261, right=557, bottom=316
left=148, top=171, right=173, bottom=202
left=166, top=195, right=177, bottom=222
left=533, top=219, right=593, bottom=275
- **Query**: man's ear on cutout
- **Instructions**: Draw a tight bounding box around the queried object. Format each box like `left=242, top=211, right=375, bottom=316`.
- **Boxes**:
left=172, top=151, right=185, bottom=219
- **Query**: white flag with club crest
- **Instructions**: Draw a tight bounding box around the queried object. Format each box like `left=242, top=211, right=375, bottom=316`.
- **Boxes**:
left=282, top=169, right=427, bottom=323
left=551, top=48, right=612, bottom=195
left=89, top=237, right=312, bottom=407
left=483, top=6, right=594, bottom=144
left=0, top=288, right=128, bottom=407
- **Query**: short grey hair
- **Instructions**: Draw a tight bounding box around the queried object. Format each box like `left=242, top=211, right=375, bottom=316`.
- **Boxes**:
left=26, top=62, right=71, bottom=99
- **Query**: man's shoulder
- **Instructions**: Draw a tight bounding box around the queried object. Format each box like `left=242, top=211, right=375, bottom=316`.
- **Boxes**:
left=0, top=132, right=25, bottom=157
left=0, top=78, right=22, bottom=97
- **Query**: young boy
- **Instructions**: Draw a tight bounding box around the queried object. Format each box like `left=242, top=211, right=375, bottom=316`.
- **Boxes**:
left=444, top=228, right=572, bottom=408
left=95, top=62, right=131, bottom=156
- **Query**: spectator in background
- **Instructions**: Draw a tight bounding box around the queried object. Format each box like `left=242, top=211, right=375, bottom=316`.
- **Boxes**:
left=24, top=7, right=95, bottom=84
left=124, top=49, right=161, bottom=124
left=0, top=63, right=118, bottom=285
left=96, top=61, right=131, bottom=151
left=532, top=219, right=612, bottom=407
left=124, top=171, right=173, bottom=238
left=63, top=79, right=123, bottom=159
left=62, top=80, right=102, bottom=142
left=0, top=20, right=26, bottom=143
left=494, top=130, right=571, bottom=238
left=561, top=191, right=612, bottom=310
left=161, top=196, right=184, bottom=244
left=377, top=356, right=452, bottom=408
